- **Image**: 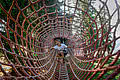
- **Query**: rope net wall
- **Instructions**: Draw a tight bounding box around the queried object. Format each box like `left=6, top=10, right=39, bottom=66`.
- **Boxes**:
left=0, top=0, right=120, bottom=80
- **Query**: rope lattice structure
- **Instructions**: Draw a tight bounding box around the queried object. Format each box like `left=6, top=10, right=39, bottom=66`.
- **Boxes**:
left=0, top=0, right=120, bottom=80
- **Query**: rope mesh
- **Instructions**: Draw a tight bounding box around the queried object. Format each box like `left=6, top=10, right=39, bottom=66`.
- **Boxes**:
left=0, top=0, right=120, bottom=80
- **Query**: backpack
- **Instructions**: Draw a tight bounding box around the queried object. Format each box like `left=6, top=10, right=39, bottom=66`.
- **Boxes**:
left=63, top=48, right=68, bottom=53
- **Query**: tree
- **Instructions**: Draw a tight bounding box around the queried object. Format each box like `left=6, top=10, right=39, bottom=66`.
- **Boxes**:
left=0, top=0, right=58, bottom=67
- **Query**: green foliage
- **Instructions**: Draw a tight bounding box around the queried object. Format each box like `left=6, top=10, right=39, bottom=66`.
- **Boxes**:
left=0, top=1, right=58, bottom=73
left=81, top=7, right=112, bottom=52
left=0, top=8, right=2, bottom=14
left=33, top=53, right=38, bottom=57
left=0, top=0, right=28, bottom=20
left=0, top=49, right=4, bottom=57
left=17, top=56, right=24, bottom=66
left=71, top=58, right=120, bottom=80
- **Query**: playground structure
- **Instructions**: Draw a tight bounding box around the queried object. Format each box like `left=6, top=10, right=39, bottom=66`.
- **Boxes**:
left=0, top=0, right=120, bottom=80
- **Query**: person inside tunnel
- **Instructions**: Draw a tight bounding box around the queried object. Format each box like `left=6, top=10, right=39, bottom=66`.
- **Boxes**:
left=48, top=38, right=70, bottom=63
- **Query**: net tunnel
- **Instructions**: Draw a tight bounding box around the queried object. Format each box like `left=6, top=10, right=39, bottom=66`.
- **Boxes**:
left=0, top=0, right=120, bottom=80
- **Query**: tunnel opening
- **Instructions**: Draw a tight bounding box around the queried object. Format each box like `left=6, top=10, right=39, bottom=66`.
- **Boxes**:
left=54, top=37, right=69, bottom=44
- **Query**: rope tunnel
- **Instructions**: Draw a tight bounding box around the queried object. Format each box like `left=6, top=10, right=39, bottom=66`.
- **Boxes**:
left=0, top=0, right=120, bottom=80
